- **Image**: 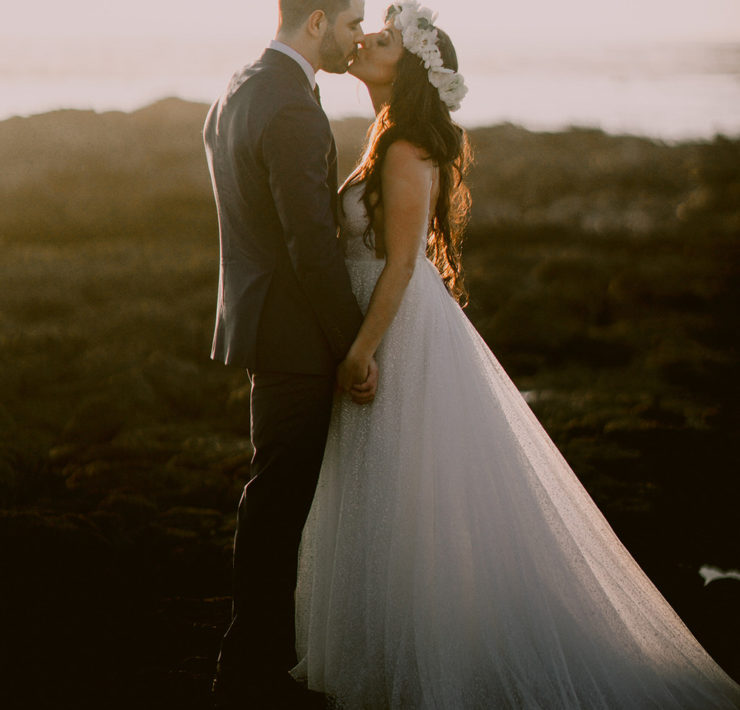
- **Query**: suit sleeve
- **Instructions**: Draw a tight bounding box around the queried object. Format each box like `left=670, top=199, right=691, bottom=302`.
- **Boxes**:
left=262, top=102, right=364, bottom=361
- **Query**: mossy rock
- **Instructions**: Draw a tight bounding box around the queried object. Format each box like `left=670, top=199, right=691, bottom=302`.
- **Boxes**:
left=143, top=350, right=204, bottom=417
left=157, top=506, right=223, bottom=536
left=98, top=491, right=159, bottom=527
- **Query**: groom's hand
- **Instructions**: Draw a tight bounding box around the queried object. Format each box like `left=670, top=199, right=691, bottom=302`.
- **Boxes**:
left=349, top=357, right=378, bottom=405
left=337, top=353, right=378, bottom=405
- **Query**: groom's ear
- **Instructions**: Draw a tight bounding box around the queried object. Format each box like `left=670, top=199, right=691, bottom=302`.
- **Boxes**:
left=306, top=9, right=328, bottom=39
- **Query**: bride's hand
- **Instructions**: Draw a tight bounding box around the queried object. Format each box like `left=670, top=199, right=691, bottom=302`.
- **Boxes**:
left=350, top=357, right=378, bottom=405
left=337, top=351, right=378, bottom=404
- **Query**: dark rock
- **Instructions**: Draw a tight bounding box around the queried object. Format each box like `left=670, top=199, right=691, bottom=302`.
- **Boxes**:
left=226, top=380, right=252, bottom=429
left=64, top=394, right=132, bottom=444
left=143, top=350, right=203, bottom=417
left=157, top=506, right=223, bottom=536
left=166, top=433, right=252, bottom=470
left=63, top=459, right=166, bottom=499
left=697, top=578, right=740, bottom=682
left=63, top=369, right=163, bottom=444
left=0, top=436, right=52, bottom=506
left=0, top=403, right=16, bottom=433
left=98, top=491, right=159, bottom=527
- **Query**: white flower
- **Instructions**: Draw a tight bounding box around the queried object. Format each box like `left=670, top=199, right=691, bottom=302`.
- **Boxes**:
left=395, top=5, right=417, bottom=32
left=417, top=29, right=438, bottom=51
left=416, top=6, right=438, bottom=25
left=423, top=51, right=444, bottom=69
left=401, top=25, right=423, bottom=49
left=428, top=67, right=454, bottom=89
left=438, top=75, right=467, bottom=111
left=391, top=1, right=468, bottom=111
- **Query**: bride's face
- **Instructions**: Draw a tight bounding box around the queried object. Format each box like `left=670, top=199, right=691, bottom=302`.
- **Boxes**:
left=349, top=22, right=404, bottom=86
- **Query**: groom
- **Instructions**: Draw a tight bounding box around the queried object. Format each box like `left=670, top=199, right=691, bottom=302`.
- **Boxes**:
left=203, top=0, right=375, bottom=706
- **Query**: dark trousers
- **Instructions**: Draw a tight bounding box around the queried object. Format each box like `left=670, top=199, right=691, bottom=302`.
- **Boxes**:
left=216, top=371, right=335, bottom=690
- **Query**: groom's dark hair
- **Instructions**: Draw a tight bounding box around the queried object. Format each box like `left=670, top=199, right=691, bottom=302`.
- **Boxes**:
left=279, top=0, right=350, bottom=30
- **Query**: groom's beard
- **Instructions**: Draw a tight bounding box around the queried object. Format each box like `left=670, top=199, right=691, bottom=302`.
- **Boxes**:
left=320, top=29, right=352, bottom=74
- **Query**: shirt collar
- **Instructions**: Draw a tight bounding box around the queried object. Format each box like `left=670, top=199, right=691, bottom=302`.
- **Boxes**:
left=268, top=40, right=317, bottom=90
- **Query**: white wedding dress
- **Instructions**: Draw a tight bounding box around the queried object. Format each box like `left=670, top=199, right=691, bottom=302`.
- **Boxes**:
left=291, top=182, right=740, bottom=709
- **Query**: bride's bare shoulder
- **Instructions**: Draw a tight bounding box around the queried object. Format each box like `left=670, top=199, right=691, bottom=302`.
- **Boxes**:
left=383, top=140, right=434, bottom=180
left=385, top=139, right=431, bottom=162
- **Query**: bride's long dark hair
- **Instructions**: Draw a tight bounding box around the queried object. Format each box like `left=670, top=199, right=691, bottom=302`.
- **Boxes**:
left=345, top=21, right=473, bottom=305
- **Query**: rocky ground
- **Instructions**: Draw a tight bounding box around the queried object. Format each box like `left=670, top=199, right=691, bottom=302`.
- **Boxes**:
left=0, top=99, right=738, bottom=707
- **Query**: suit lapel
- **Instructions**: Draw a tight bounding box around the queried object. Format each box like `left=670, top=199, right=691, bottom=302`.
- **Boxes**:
left=261, top=49, right=316, bottom=102
left=328, top=137, right=338, bottom=219
left=260, top=49, right=339, bottom=218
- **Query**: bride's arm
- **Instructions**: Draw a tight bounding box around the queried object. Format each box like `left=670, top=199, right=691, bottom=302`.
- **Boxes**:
left=337, top=140, right=434, bottom=393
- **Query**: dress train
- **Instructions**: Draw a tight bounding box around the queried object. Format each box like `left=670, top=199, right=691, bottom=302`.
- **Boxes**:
left=291, top=183, right=740, bottom=709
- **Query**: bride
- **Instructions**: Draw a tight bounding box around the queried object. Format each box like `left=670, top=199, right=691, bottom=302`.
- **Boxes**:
left=291, top=3, right=740, bottom=708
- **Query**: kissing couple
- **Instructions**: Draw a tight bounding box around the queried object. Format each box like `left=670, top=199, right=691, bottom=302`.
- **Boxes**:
left=204, top=1, right=740, bottom=708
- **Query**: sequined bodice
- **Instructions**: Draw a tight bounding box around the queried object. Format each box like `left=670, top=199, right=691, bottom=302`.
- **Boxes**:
left=339, top=182, right=427, bottom=263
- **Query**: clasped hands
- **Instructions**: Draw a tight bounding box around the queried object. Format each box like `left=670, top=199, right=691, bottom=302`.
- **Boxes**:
left=336, top=348, right=379, bottom=405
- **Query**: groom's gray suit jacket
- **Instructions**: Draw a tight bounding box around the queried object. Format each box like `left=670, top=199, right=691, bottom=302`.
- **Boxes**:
left=204, top=49, right=363, bottom=374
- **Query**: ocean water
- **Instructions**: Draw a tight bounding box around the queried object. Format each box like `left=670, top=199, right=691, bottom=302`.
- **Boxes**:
left=2, top=35, right=739, bottom=140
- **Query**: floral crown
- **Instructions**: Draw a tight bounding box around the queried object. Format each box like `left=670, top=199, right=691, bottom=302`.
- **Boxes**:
left=385, top=1, right=468, bottom=111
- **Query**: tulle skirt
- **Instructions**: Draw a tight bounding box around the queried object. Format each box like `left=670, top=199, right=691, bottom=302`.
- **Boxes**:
left=291, top=254, right=740, bottom=709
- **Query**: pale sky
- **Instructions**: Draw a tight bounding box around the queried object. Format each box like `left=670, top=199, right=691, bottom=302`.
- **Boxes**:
left=6, top=0, right=740, bottom=43
left=4, top=0, right=739, bottom=134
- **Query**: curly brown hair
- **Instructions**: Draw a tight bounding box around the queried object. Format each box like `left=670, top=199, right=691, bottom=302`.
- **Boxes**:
left=344, top=22, right=472, bottom=304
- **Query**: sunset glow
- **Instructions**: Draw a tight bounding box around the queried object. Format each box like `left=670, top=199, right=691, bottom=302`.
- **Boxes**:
left=3, top=1, right=740, bottom=137
left=6, top=0, right=740, bottom=42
